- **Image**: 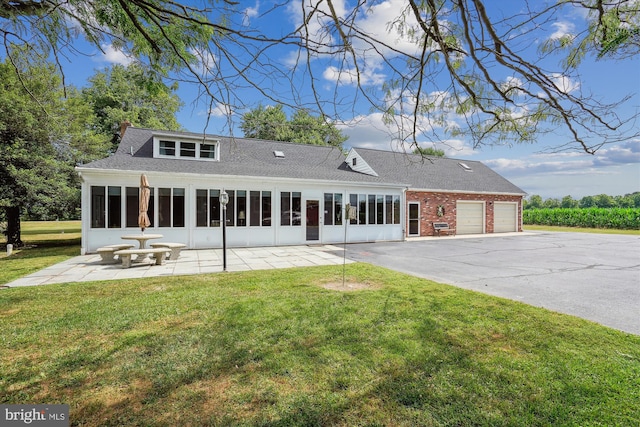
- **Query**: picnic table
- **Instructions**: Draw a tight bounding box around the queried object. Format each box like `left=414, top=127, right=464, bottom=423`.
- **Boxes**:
left=121, top=234, right=163, bottom=249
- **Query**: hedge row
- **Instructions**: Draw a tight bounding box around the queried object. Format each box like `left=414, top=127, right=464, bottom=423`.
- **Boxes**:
left=523, top=208, right=640, bottom=230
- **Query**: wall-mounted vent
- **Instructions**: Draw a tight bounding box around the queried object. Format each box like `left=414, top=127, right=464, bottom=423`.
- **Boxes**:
left=273, top=150, right=285, bottom=158
left=458, top=162, right=472, bottom=171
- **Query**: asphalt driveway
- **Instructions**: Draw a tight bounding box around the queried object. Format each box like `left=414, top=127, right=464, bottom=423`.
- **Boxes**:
left=344, top=232, right=640, bottom=335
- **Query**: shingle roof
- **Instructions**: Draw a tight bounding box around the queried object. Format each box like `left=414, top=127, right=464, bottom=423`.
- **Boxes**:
left=80, top=127, right=398, bottom=185
left=78, top=127, right=525, bottom=195
left=351, top=147, right=526, bottom=195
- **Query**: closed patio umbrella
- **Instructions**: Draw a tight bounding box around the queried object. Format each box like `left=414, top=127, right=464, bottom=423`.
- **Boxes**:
left=138, top=174, right=151, bottom=233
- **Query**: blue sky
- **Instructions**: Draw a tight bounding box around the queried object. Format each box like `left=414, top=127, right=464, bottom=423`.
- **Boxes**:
left=58, top=0, right=639, bottom=200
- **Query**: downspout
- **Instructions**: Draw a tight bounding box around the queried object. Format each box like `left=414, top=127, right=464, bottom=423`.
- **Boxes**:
left=77, top=171, right=87, bottom=255
left=403, top=186, right=408, bottom=241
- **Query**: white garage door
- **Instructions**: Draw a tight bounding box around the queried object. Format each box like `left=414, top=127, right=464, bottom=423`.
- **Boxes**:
left=456, top=201, right=484, bottom=235
left=494, top=202, right=517, bottom=233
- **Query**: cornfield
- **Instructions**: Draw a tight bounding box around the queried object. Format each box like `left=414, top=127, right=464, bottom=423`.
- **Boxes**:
left=523, top=208, right=640, bottom=229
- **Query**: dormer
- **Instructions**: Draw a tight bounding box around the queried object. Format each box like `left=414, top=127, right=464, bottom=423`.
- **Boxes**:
left=345, top=148, right=378, bottom=176
left=153, top=134, right=220, bottom=161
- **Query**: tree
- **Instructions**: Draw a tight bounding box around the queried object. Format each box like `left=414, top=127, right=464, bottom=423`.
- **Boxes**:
left=413, top=146, right=445, bottom=157
left=82, top=63, right=183, bottom=149
left=1, top=1, right=638, bottom=154
left=240, top=104, right=347, bottom=147
left=579, top=196, right=596, bottom=208
left=561, top=195, right=579, bottom=209
left=0, top=54, right=107, bottom=246
left=526, top=195, right=544, bottom=210
left=593, top=194, right=616, bottom=208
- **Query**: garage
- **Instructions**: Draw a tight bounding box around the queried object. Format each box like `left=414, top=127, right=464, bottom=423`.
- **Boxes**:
left=494, top=202, right=518, bottom=233
left=456, top=201, right=484, bottom=234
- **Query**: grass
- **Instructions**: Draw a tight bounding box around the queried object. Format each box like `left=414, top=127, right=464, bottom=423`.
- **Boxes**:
left=0, top=220, right=81, bottom=285
left=1, top=221, right=639, bottom=425
left=1, top=265, right=638, bottom=426
left=523, top=224, right=640, bottom=235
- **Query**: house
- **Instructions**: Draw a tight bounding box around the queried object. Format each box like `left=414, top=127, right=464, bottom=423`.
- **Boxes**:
left=76, top=126, right=525, bottom=254
left=347, top=148, right=527, bottom=236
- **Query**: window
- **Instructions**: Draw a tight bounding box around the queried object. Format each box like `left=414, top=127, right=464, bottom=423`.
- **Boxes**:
left=159, top=140, right=176, bottom=156
left=158, top=188, right=172, bottom=227
left=359, top=194, right=367, bottom=225
left=281, top=192, right=290, bottom=226
left=196, top=189, right=208, bottom=227
left=393, top=195, right=400, bottom=224
left=156, top=137, right=218, bottom=160
left=262, top=191, right=271, bottom=226
left=324, top=193, right=342, bottom=226
left=377, top=195, right=384, bottom=224
left=209, top=190, right=220, bottom=227
left=368, top=194, right=376, bottom=224
left=126, top=187, right=139, bottom=228
left=158, top=188, right=185, bottom=227
left=349, top=194, right=358, bottom=225
left=348, top=193, right=400, bottom=226
left=236, top=190, right=246, bottom=226
left=180, top=142, right=196, bottom=157
left=107, top=187, right=122, bottom=228
left=91, top=186, right=105, bottom=228
left=201, top=144, right=216, bottom=159
left=226, top=190, right=235, bottom=226
left=324, top=193, right=334, bottom=225
left=281, top=191, right=301, bottom=226
left=173, top=188, right=185, bottom=227
left=250, top=191, right=260, bottom=226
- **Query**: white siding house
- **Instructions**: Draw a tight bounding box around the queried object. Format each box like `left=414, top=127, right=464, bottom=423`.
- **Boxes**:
left=77, top=127, right=406, bottom=254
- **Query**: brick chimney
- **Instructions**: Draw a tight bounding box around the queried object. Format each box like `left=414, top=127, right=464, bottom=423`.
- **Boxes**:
left=120, top=120, right=132, bottom=138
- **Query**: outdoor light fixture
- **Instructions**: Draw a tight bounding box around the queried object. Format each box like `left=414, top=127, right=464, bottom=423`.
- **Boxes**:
left=220, top=189, right=229, bottom=271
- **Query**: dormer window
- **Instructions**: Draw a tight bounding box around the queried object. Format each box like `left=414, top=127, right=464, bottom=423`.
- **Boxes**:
left=352, top=158, right=357, bottom=166
left=154, top=136, right=219, bottom=161
left=180, top=142, right=196, bottom=157
left=159, top=140, right=176, bottom=156
left=201, top=144, right=216, bottom=159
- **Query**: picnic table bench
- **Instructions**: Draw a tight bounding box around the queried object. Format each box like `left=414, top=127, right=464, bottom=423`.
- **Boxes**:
left=149, top=242, right=186, bottom=260
left=433, top=222, right=455, bottom=236
left=114, top=248, right=170, bottom=268
left=96, top=244, right=135, bottom=263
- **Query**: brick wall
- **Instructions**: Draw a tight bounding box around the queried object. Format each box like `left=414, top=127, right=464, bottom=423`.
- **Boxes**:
left=406, top=191, right=523, bottom=236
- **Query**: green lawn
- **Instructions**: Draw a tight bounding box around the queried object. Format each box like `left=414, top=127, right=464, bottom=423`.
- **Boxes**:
left=1, top=222, right=639, bottom=425
left=1, top=220, right=81, bottom=285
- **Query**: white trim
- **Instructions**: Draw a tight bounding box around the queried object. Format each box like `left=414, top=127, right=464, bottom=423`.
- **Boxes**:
left=152, top=136, right=220, bottom=161
left=345, top=148, right=379, bottom=177
left=77, top=168, right=407, bottom=190
left=410, top=187, right=526, bottom=196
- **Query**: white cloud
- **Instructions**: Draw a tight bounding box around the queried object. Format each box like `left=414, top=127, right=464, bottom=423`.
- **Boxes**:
left=208, top=103, right=232, bottom=118
left=97, top=43, right=133, bottom=66
left=243, top=2, right=260, bottom=26
left=550, top=73, right=580, bottom=94
left=549, top=21, right=575, bottom=40
left=322, top=65, right=385, bottom=86
left=337, top=112, right=476, bottom=157
left=593, top=139, right=640, bottom=166
left=189, top=47, right=218, bottom=76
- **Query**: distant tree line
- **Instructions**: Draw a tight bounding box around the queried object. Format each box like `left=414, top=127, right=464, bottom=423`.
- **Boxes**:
left=523, top=193, right=640, bottom=210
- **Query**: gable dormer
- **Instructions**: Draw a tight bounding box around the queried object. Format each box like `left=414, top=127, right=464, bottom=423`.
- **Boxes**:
left=345, top=148, right=378, bottom=177
left=153, top=134, right=220, bottom=161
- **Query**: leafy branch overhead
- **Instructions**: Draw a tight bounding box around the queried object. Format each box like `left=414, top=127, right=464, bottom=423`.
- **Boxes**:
left=1, top=0, right=638, bottom=154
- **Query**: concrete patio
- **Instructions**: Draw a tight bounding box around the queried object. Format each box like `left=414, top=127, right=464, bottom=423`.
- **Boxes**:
left=3, top=245, right=352, bottom=288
